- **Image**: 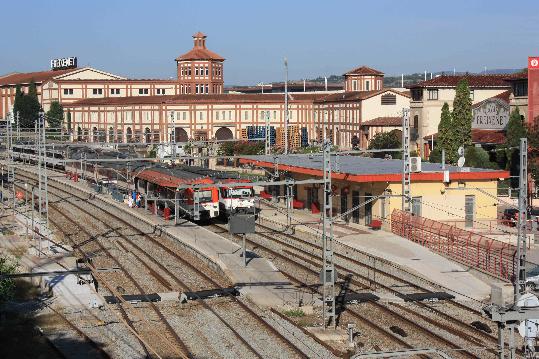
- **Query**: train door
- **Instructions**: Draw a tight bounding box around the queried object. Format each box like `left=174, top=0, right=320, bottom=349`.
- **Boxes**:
left=352, top=191, right=360, bottom=224
left=365, top=192, right=372, bottom=225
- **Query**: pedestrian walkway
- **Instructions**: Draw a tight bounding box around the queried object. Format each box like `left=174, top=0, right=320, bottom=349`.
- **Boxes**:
left=258, top=201, right=502, bottom=301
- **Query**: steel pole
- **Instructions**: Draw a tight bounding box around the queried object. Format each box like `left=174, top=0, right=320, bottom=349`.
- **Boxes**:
left=284, top=58, right=289, bottom=155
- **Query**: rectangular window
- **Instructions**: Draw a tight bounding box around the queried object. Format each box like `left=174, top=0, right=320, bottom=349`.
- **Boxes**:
left=63, top=88, right=73, bottom=95
left=188, top=68, right=191, bottom=76
left=514, top=82, right=528, bottom=97
left=222, top=111, right=225, bottom=120
left=205, top=85, right=208, bottom=94
left=195, top=67, right=199, bottom=76
left=365, top=81, right=370, bottom=91
left=244, top=111, right=248, bottom=120
left=411, top=88, right=423, bottom=101
left=229, top=111, right=232, bottom=120
left=352, top=80, right=358, bottom=91
left=427, top=89, right=438, bottom=100
left=196, top=85, right=199, bottom=94
left=273, top=111, right=277, bottom=119
left=110, top=88, right=120, bottom=95
left=412, top=196, right=422, bottom=217
left=469, top=89, right=474, bottom=101
left=465, top=195, right=475, bottom=228
left=156, top=88, right=166, bottom=95
left=205, top=67, right=209, bottom=76
left=92, top=88, right=103, bottom=95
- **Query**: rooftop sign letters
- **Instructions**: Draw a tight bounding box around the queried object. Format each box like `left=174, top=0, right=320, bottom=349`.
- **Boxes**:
left=50, top=57, right=77, bottom=70
left=472, top=98, right=509, bottom=130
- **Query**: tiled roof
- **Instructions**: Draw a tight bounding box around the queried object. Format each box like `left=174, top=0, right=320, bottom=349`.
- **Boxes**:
left=175, top=47, right=225, bottom=61
left=64, top=92, right=329, bottom=107
left=362, top=117, right=402, bottom=127
left=344, top=66, right=384, bottom=76
left=409, top=74, right=511, bottom=88
left=472, top=90, right=511, bottom=109
left=315, top=89, right=408, bottom=103
left=0, top=68, right=78, bottom=86
left=504, top=71, right=528, bottom=81
left=426, top=129, right=506, bottom=145
left=193, top=31, right=206, bottom=38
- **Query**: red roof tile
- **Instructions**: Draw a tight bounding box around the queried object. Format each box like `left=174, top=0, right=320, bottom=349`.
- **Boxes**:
left=315, top=89, right=407, bottom=103
left=504, top=71, right=528, bottom=81
left=64, top=92, right=329, bottom=107
left=362, top=117, right=402, bottom=127
left=175, top=48, right=224, bottom=61
left=0, top=68, right=78, bottom=86
left=472, top=90, right=511, bottom=109
left=410, top=74, right=511, bottom=88
left=344, top=66, right=384, bottom=76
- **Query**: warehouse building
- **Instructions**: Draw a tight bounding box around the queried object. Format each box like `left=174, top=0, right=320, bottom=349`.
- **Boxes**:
left=239, top=155, right=508, bottom=227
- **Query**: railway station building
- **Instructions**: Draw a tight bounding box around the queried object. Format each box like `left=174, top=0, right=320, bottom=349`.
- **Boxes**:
left=239, top=155, right=509, bottom=227
left=1, top=32, right=410, bottom=150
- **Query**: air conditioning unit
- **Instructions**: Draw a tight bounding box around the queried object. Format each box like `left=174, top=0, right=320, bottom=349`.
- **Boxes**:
left=410, top=157, right=422, bottom=172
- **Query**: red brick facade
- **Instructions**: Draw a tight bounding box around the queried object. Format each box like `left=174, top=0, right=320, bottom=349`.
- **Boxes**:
left=175, top=32, right=224, bottom=95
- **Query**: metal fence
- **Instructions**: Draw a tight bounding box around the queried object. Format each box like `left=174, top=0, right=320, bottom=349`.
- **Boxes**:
left=391, top=209, right=516, bottom=281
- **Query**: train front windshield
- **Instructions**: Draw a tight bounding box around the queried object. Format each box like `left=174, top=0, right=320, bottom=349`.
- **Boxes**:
left=228, top=188, right=254, bottom=199
left=194, top=190, right=213, bottom=203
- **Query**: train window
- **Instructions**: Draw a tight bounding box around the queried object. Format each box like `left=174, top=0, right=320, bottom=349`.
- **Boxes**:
left=194, top=190, right=213, bottom=203
left=228, top=188, right=253, bottom=198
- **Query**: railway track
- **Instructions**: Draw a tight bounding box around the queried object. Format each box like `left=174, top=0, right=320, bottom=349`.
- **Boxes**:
left=12, top=167, right=326, bottom=359
left=207, top=220, right=507, bottom=358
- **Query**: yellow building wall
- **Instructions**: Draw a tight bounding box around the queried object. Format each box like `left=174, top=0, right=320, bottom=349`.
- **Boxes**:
left=285, top=174, right=499, bottom=228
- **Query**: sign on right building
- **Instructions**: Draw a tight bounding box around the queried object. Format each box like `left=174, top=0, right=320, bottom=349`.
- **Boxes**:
left=529, top=56, right=539, bottom=124
left=472, top=98, right=510, bottom=129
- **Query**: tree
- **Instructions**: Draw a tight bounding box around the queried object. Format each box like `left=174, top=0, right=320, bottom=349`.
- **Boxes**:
left=0, top=255, right=17, bottom=304
left=12, top=85, right=23, bottom=121
left=46, top=101, right=64, bottom=130
left=452, top=79, right=473, bottom=147
left=66, top=110, right=72, bottom=132
left=506, top=107, right=527, bottom=148
left=437, top=102, right=457, bottom=163
left=17, top=81, right=41, bottom=129
left=464, top=146, right=497, bottom=169
left=502, top=107, right=528, bottom=187
left=367, top=129, right=402, bottom=159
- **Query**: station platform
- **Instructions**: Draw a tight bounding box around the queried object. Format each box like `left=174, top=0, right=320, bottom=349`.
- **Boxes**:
left=258, top=202, right=503, bottom=302
left=35, top=170, right=302, bottom=308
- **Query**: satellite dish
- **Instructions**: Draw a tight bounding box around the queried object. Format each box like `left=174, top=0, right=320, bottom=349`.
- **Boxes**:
left=458, top=146, right=465, bottom=157
left=457, top=157, right=465, bottom=168
left=517, top=293, right=539, bottom=338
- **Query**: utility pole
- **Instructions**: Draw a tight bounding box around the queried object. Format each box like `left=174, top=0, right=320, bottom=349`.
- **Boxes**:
left=169, top=111, right=176, bottom=164
left=16, top=111, right=20, bottom=141
left=265, top=111, right=271, bottom=155
left=401, top=109, right=411, bottom=212
left=321, top=124, right=336, bottom=329
left=515, top=137, right=528, bottom=302
left=284, top=57, right=289, bottom=155
left=37, top=109, right=49, bottom=230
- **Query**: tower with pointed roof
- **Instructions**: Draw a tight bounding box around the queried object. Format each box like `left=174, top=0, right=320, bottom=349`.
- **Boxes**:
left=176, top=32, right=225, bottom=95
left=343, top=66, right=384, bottom=92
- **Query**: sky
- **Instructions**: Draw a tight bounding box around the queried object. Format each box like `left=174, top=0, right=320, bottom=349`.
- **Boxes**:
left=1, top=0, right=538, bottom=85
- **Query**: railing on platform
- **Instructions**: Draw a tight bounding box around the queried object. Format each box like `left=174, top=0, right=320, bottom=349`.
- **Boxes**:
left=391, top=209, right=516, bottom=281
